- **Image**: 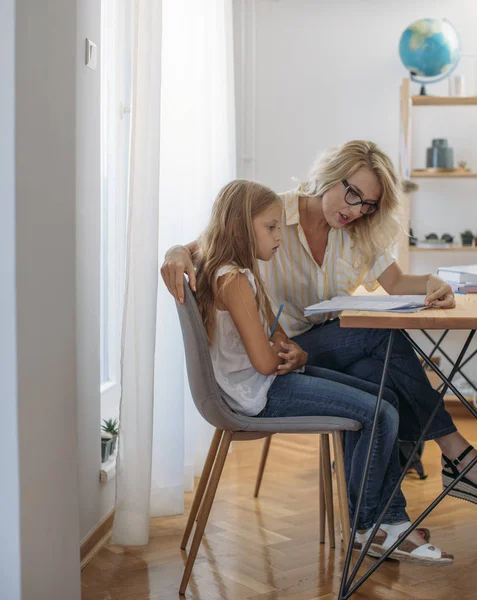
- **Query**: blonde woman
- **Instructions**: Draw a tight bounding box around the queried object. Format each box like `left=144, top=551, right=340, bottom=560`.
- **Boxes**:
left=162, top=141, right=477, bottom=507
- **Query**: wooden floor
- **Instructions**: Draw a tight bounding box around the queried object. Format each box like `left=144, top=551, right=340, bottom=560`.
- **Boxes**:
left=82, top=410, right=476, bottom=600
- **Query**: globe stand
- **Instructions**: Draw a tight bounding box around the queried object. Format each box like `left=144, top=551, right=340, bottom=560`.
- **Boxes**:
left=419, top=84, right=427, bottom=96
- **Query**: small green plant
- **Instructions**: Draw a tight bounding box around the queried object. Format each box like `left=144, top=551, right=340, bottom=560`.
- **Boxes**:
left=102, top=418, right=119, bottom=436
left=461, top=229, right=475, bottom=246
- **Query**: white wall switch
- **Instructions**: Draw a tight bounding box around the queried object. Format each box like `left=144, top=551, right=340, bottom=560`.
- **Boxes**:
left=85, top=38, right=97, bottom=70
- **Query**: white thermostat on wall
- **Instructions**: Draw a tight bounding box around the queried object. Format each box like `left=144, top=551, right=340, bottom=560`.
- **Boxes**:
left=85, top=38, right=97, bottom=70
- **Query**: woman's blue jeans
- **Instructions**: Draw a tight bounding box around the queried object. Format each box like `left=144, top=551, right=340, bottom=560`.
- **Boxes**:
left=293, top=321, right=456, bottom=442
left=260, top=366, right=409, bottom=529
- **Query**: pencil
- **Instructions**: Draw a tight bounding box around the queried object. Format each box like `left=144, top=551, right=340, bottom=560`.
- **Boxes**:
left=270, top=303, right=284, bottom=337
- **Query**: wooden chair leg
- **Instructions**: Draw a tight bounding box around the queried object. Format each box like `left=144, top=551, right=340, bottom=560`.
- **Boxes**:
left=332, top=431, right=351, bottom=552
left=320, top=434, right=335, bottom=548
left=180, top=428, right=223, bottom=550
left=319, top=439, right=326, bottom=544
left=179, top=430, right=233, bottom=596
left=254, top=435, right=272, bottom=498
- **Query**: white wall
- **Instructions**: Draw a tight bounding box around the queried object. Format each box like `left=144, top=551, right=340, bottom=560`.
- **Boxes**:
left=235, top=1, right=477, bottom=193
left=76, top=0, right=116, bottom=543
left=0, top=1, right=21, bottom=599
left=15, top=1, right=81, bottom=598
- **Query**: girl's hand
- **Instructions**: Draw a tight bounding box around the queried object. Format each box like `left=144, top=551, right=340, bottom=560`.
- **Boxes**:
left=161, top=247, right=196, bottom=304
left=275, top=341, right=308, bottom=375
left=425, top=275, right=456, bottom=309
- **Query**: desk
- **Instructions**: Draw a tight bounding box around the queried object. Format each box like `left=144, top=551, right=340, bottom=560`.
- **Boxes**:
left=337, top=295, right=477, bottom=599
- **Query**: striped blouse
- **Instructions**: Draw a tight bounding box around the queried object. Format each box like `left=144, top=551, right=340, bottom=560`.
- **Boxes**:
left=259, top=188, right=395, bottom=338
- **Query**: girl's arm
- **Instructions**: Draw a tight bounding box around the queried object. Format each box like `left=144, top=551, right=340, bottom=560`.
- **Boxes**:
left=378, top=262, right=455, bottom=308
left=266, top=302, right=308, bottom=375
left=161, top=241, right=199, bottom=303
left=219, top=273, right=282, bottom=376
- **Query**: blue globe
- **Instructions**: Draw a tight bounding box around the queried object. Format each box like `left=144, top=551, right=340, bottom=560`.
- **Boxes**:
left=399, top=18, right=461, bottom=85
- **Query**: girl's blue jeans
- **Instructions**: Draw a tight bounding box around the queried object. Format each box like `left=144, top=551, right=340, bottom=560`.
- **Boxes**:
left=260, top=365, right=408, bottom=529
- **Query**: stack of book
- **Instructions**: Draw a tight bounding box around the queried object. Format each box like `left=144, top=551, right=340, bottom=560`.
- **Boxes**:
left=437, top=264, right=477, bottom=294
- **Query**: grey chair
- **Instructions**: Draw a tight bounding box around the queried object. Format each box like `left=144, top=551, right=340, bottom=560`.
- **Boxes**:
left=175, top=278, right=362, bottom=595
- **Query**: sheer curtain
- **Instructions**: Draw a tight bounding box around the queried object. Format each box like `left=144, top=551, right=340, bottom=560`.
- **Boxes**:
left=113, top=0, right=236, bottom=545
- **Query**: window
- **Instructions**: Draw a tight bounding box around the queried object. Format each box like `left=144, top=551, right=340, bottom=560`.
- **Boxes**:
left=100, top=0, right=133, bottom=420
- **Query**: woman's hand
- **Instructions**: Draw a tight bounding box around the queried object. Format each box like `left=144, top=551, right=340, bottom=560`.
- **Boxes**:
left=160, top=246, right=196, bottom=304
left=425, top=275, right=456, bottom=309
left=275, top=340, right=308, bottom=375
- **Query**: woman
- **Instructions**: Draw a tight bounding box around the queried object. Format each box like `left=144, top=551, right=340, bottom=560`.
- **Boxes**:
left=162, top=140, right=477, bottom=506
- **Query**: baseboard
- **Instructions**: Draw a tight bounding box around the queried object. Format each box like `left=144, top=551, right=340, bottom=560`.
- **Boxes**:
left=80, top=509, right=115, bottom=570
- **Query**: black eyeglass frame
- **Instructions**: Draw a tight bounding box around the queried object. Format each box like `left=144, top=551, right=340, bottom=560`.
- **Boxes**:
left=342, top=179, right=379, bottom=215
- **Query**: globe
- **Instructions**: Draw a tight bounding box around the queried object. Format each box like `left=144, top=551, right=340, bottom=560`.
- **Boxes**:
left=399, top=18, right=461, bottom=94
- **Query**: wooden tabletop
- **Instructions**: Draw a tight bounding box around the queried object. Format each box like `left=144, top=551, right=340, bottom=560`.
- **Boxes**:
left=341, top=289, right=477, bottom=330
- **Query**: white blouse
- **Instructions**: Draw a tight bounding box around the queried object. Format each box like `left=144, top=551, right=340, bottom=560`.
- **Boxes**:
left=209, top=265, right=275, bottom=416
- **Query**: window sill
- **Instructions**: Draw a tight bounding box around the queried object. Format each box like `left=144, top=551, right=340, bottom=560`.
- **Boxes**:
left=100, top=448, right=117, bottom=483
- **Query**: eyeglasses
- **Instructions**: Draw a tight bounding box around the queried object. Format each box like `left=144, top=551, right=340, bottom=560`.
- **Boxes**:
left=342, top=180, right=379, bottom=215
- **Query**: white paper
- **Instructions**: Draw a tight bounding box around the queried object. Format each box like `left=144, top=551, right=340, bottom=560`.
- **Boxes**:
left=304, top=295, right=430, bottom=316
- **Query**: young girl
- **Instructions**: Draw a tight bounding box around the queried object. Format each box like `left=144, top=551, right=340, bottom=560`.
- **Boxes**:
left=194, top=179, right=452, bottom=565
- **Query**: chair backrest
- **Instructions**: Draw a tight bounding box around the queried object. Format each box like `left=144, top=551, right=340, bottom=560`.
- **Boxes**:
left=175, top=277, right=247, bottom=431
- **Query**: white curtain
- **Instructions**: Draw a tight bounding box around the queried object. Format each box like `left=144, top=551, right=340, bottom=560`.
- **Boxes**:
left=113, top=0, right=236, bottom=545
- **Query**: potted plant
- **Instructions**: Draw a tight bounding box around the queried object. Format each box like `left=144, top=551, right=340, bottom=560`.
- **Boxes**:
left=102, top=418, right=119, bottom=454
left=101, top=432, right=113, bottom=463
left=460, top=229, right=475, bottom=247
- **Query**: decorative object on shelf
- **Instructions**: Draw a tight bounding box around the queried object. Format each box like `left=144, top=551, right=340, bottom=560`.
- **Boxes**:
left=457, top=160, right=470, bottom=173
left=402, top=180, right=419, bottom=193
left=461, top=229, right=475, bottom=246
left=449, top=73, right=465, bottom=96
left=102, top=418, right=119, bottom=454
left=409, top=227, right=418, bottom=246
left=399, top=18, right=461, bottom=95
left=426, top=138, right=454, bottom=169
left=417, top=232, right=454, bottom=248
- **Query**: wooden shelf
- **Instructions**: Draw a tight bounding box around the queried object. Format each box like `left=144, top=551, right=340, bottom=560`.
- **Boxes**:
left=412, top=96, right=477, bottom=106
left=410, top=246, right=477, bottom=252
left=411, top=170, right=477, bottom=178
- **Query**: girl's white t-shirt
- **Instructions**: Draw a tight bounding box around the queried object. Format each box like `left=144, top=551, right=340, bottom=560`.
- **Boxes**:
left=209, top=265, right=275, bottom=416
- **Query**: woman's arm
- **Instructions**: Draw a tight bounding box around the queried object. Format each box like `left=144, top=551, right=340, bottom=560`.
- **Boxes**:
left=219, top=273, right=282, bottom=376
left=161, top=241, right=199, bottom=303
left=378, top=262, right=455, bottom=308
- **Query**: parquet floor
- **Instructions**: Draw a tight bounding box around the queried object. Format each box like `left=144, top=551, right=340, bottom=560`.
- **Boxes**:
left=81, top=410, right=476, bottom=599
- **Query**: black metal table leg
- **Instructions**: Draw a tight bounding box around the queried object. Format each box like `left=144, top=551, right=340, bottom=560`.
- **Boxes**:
left=338, top=330, right=395, bottom=600
left=337, top=329, right=476, bottom=599
left=421, top=329, right=477, bottom=395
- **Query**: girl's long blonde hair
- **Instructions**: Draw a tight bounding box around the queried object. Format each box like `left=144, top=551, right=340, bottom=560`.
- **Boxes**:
left=195, top=179, right=281, bottom=344
left=299, top=140, right=402, bottom=269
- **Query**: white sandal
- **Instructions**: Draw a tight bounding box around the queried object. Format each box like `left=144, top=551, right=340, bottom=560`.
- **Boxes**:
left=370, top=522, right=453, bottom=566
left=354, top=524, right=431, bottom=559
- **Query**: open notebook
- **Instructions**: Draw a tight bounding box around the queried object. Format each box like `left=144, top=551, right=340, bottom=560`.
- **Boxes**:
left=304, top=295, right=430, bottom=316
